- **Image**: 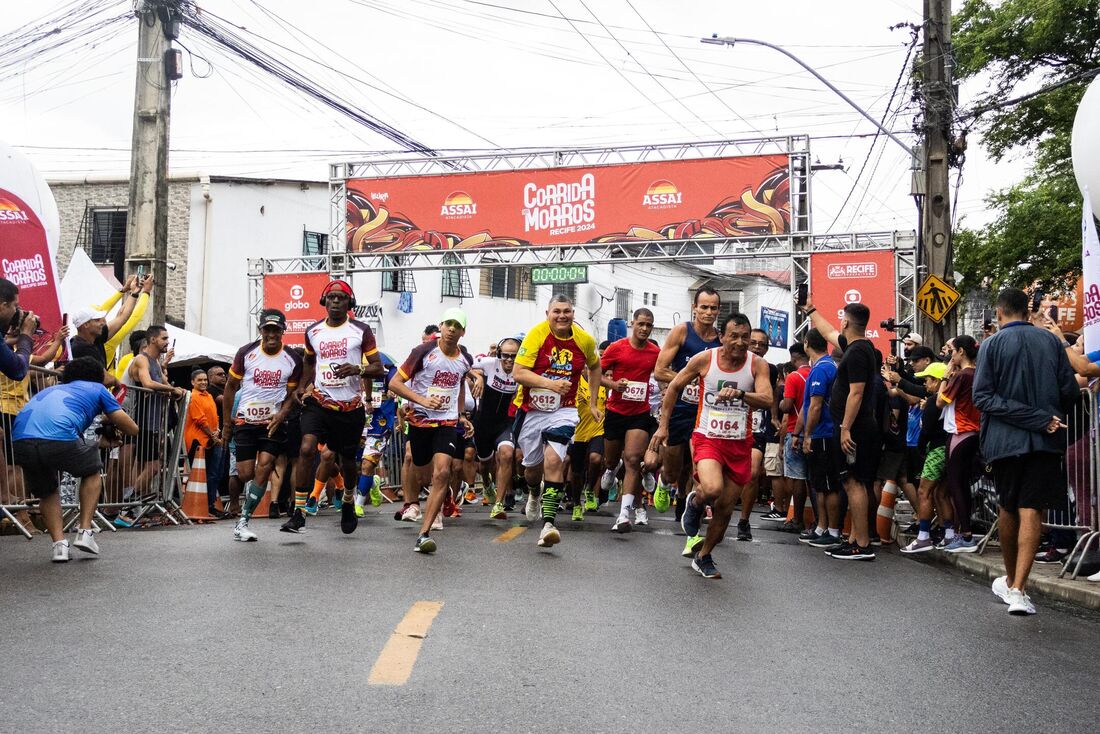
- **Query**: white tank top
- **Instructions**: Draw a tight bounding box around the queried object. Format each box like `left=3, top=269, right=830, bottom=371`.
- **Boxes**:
left=694, top=349, right=756, bottom=440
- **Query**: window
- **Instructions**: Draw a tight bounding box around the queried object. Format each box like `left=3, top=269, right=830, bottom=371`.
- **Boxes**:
left=302, top=230, right=328, bottom=256
left=441, top=253, right=472, bottom=298
left=642, top=292, right=658, bottom=307
left=555, top=282, right=577, bottom=303
left=479, top=264, right=535, bottom=301
left=89, top=208, right=127, bottom=265
left=614, top=287, right=632, bottom=320
left=381, top=256, right=417, bottom=293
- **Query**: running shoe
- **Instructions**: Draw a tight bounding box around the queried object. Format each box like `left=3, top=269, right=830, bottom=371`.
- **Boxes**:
left=584, top=491, right=598, bottom=512
left=503, top=493, right=517, bottom=512
left=1033, top=545, right=1068, bottom=564
left=944, top=535, right=979, bottom=554
left=268, top=503, right=280, bottom=519
left=370, top=477, right=383, bottom=507
left=760, top=508, right=785, bottom=522
left=600, top=469, right=616, bottom=492
left=355, top=504, right=366, bottom=518
left=612, top=516, right=632, bottom=533
left=73, top=528, right=99, bottom=555
left=304, top=496, right=319, bottom=516
left=642, top=472, right=656, bottom=494
left=776, top=520, right=800, bottom=533
left=464, top=485, right=478, bottom=505
left=572, top=506, right=584, bottom=522
left=681, top=535, right=704, bottom=558
left=234, top=518, right=258, bottom=542
left=868, top=534, right=882, bottom=547
left=653, top=480, right=671, bottom=513
left=681, top=490, right=702, bottom=538
left=609, top=481, right=621, bottom=503
left=736, top=519, right=752, bottom=542
left=808, top=533, right=842, bottom=549
left=341, top=500, right=358, bottom=534
left=483, top=483, right=496, bottom=506
left=415, top=534, right=437, bottom=554
left=991, top=575, right=1012, bottom=604
left=113, top=514, right=134, bottom=529
left=280, top=508, right=306, bottom=533
left=691, top=553, right=721, bottom=579
left=525, top=492, right=540, bottom=522
left=443, top=494, right=460, bottom=518
left=1005, top=588, right=1036, bottom=616
left=899, top=537, right=935, bottom=554
left=828, top=542, right=876, bottom=561
left=431, top=513, right=444, bottom=531
left=635, top=506, right=649, bottom=527
left=537, top=521, right=561, bottom=548
left=798, top=528, right=821, bottom=544
left=490, top=502, right=508, bottom=520
left=332, top=495, right=343, bottom=511
left=51, top=540, right=71, bottom=563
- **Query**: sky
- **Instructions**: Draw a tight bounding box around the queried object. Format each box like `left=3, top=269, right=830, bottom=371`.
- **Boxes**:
left=1, top=0, right=1031, bottom=237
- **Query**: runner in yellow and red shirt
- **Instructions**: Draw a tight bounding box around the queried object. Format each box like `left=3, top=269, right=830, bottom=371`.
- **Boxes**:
left=512, top=295, right=601, bottom=549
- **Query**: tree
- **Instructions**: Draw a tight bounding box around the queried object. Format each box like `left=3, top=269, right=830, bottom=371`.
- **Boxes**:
left=952, top=0, right=1100, bottom=294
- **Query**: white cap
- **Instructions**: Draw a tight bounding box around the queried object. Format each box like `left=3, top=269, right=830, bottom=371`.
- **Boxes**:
left=71, top=306, right=108, bottom=329
left=903, top=333, right=923, bottom=345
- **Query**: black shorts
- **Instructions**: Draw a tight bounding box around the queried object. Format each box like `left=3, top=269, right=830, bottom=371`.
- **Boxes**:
left=603, top=410, right=656, bottom=442
left=832, top=426, right=881, bottom=488
left=474, top=417, right=514, bottom=461
left=992, top=452, right=1065, bottom=512
left=283, top=416, right=302, bottom=459
left=233, top=422, right=287, bottom=463
left=300, top=399, right=366, bottom=459
left=12, top=438, right=102, bottom=499
left=453, top=427, right=473, bottom=459
left=905, top=447, right=924, bottom=480
left=569, top=436, right=604, bottom=477
left=667, top=406, right=696, bottom=447
left=408, top=425, right=459, bottom=467
left=876, top=449, right=907, bottom=483
left=807, top=436, right=842, bottom=494
left=1, top=412, right=16, bottom=466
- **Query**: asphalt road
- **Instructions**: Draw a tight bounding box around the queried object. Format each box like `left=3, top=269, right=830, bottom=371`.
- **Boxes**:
left=3, top=503, right=1099, bottom=733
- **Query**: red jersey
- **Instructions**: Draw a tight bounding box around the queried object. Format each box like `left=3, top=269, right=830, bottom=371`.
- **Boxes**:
left=601, top=338, right=660, bottom=416
left=782, top=364, right=811, bottom=433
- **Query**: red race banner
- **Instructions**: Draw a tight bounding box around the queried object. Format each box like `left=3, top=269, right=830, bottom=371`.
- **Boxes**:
left=0, top=188, right=63, bottom=353
left=809, top=250, right=897, bottom=354
left=346, top=155, right=790, bottom=251
left=262, top=272, right=332, bottom=346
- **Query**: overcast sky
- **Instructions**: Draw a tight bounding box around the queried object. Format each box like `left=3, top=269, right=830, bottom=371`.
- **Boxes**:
left=2, top=0, right=1027, bottom=236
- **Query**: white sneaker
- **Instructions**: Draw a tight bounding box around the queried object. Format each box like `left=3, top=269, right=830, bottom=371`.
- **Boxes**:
left=525, top=492, right=541, bottom=522
left=612, top=517, right=632, bottom=533
left=537, top=521, right=560, bottom=547
left=600, top=469, right=617, bottom=491
left=635, top=505, right=649, bottom=527
left=431, top=513, right=443, bottom=531
left=991, top=575, right=1011, bottom=604
left=642, top=472, right=656, bottom=494
left=1088, top=570, right=1100, bottom=582
left=72, top=528, right=99, bottom=555
left=233, top=518, right=258, bottom=542
left=1005, top=587, right=1036, bottom=615
left=401, top=504, right=422, bottom=522
left=51, top=540, right=71, bottom=563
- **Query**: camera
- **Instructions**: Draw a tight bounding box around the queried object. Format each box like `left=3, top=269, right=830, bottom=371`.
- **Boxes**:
left=880, top=318, right=911, bottom=333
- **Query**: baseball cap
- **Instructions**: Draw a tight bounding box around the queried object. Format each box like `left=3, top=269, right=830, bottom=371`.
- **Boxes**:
left=71, top=307, right=108, bottom=329
left=440, top=307, right=468, bottom=330
left=906, top=345, right=936, bottom=363
left=913, top=361, right=947, bottom=379
left=258, top=310, right=287, bottom=330
left=904, top=333, right=923, bottom=345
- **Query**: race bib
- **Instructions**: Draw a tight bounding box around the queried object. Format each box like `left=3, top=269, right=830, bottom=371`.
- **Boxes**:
left=622, top=380, right=647, bottom=402
left=319, top=364, right=348, bottom=389
left=681, top=380, right=700, bottom=404
left=752, top=410, right=765, bottom=434
left=428, top=385, right=458, bottom=413
left=704, top=404, right=748, bottom=440
left=240, top=400, right=276, bottom=424
left=529, top=387, right=562, bottom=412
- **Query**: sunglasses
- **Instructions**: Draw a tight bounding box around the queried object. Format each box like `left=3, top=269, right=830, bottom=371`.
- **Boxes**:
left=749, top=340, right=769, bottom=348
left=499, top=352, right=518, bottom=360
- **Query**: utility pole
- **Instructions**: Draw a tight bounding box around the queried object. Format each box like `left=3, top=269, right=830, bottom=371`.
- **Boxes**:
left=918, top=0, right=955, bottom=348
left=125, top=0, right=179, bottom=324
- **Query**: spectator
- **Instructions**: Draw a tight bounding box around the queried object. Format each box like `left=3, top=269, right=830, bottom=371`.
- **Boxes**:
left=938, top=334, right=982, bottom=553
left=422, top=324, right=440, bottom=343
left=902, top=332, right=923, bottom=355
left=185, top=368, right=225, bottom=517
left=127, top=325, right=185, bottom=500
left=0, top=277, right=36, bottom=380
left=69, top=275, right=151, bottom=384
left=10, top=357, right=138, bottom=562
left=973, top=288, right=1079, bottom=615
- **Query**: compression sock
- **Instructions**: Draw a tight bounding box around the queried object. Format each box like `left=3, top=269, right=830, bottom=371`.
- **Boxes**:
left=295, top=490, right=308, bottom=512
left=242, top=481, right=265, bottom=520
left=619, top=493, right=635, bottom=521
left=357, top=474, right=371, bottom=497
left=310, top=479, right=326, bottom=502
left=542, top=482, right=563, bottom=524
left=918, top=518, right=931, bottom=541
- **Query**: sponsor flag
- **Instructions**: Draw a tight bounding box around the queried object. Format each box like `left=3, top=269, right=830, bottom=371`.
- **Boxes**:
left=262, top=272, right=331, bottom=346
left=0, top=188, right=64, bottom=355
left=1082, top=188, right=1100, bottom=363
left=809, top=251, right=896, bottom=354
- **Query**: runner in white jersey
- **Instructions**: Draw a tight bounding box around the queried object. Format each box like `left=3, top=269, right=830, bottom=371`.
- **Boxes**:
left=389, top=308, right=474, bottom=554
left=281, top=279, right=383, bottom=536
left=651, top=313, right=773, bottom=579
left=222, top=309, right=302, bottom=542
left=469, top=336, right=521, bottom=519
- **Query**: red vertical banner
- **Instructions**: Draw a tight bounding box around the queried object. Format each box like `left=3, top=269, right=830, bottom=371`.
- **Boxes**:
left=809, top=250, right=897, bottom=355
left=0, top=189, right=63, bottom=353
left=262, top=273, right=332, bottom=346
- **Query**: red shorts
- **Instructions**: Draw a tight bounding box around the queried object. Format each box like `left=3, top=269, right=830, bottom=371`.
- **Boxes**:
left=691, top=433, right=752, bottom=486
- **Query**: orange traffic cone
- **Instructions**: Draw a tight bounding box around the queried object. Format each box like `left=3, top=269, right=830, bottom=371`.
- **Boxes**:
left=876, top=482, right=898, bottom=544
left=785, top=499, right=816, bottom=528
left=182, top=446, right=217, bottom=522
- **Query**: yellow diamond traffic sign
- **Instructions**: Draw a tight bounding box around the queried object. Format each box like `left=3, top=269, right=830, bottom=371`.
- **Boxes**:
left=917, top=274, right=961, bottom=324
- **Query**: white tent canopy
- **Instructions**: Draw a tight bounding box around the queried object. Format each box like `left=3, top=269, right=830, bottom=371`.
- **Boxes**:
left=61, top=248, right=237, bottom=366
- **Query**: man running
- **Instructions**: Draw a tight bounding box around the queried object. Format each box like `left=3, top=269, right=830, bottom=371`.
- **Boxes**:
left=469, top=336, right=521, bottom=520
left=221, top=310, right=302, bottom=542
left=652, top=313, right=773, bottom=578
left=282, top=280, right=383, bottom=535
left=654, top=287, right=721, bottom=541
left=389, top=309, right=473, bottom=553
left=599, top=308, right=660, bottom=533
left=512, top=295, right=601, bottom=549
left=740, top=328, right=781, bottom=540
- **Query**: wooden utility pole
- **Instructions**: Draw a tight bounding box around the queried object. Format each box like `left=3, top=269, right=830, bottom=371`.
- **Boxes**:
left=125, top=0, right=173, bottom=323
left=919, top=0, right=955, bottom=348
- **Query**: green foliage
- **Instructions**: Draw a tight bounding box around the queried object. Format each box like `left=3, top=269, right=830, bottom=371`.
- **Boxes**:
left=951, top=0, right=1100, bottom=292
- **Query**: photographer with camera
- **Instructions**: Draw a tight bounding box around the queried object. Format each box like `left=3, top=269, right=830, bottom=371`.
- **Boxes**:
left=0, top=277, right=38, bottom=381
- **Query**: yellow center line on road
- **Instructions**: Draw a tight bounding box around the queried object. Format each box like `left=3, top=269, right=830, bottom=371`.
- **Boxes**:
left=368, top=601, right=444, bottom=686
left=492, top=526, right=527, bottom=543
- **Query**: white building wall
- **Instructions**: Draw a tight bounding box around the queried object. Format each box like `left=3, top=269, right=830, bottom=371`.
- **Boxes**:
left=739, top=280, right=794, bottom=363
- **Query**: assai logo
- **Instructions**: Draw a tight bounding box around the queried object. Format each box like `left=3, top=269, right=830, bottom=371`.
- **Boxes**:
left=827, top=262, right=878, bottom=279
left=642, top=180, right=682, bottom=208
left=285, top=283, right=309, bottom=311
left=440, top=191, right=477, bottom=218
left=0, top=198, right=29, bottom=223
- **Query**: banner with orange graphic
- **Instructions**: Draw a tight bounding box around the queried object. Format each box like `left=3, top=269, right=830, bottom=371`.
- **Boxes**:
left=0, top=188, right=64, bottom=353
left=345, top=155, right=790, bottom=251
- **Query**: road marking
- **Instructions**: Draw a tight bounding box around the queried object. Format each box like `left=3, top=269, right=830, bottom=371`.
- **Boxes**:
left=493, top=526, right=527, bottom=543
left=368, top=601, right=444, bottom=686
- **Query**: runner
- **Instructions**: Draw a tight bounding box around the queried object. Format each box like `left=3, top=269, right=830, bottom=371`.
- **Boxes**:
left=599, top=308, right=660, bottom=533
left=569, top=355, right=607, bottom=520
left=654, top=287, right=721, bottom=534
left=388, top=308, right=474, bottom=554
left=512, top=294, right=601, bottom=548
left=354, top=379, right=398, bottom=517
left=651, top=313, right=773, bottom=579
left=741, top=328, right=781, bottom=541
left=469, top=336, right=521, bottom=520
left=281, top=280, right=383, bottom=536
left=221, top=309, right=302, bottom=542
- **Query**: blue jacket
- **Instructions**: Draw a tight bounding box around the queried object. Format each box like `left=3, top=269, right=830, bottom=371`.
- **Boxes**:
left=0, top=333, right=32, bottom=380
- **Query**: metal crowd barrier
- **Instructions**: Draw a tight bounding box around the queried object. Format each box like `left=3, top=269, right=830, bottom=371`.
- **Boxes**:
left=0, top=366, right=190, bottom=540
